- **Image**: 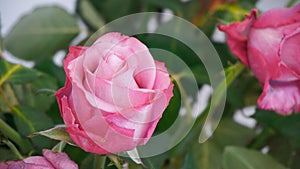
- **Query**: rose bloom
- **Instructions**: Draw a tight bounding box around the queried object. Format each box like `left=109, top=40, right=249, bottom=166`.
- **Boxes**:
left=218, top=4, right=300, bottom=115
left=56, top=32, right=174, bottom=154
left=0, top=149, right=78, bottom=169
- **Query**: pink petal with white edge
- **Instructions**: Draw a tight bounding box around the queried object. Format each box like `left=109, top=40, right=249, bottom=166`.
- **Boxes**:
left=258, top=80, right=300, bottom=115
left=218, top=9, right=257, bottom=67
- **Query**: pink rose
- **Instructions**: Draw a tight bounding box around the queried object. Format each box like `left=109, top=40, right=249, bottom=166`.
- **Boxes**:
left=0, top=149, right=78, bottom=169
left=56, top=32, right=173, bottom=154
left=218, top=4, right=300, bottom=115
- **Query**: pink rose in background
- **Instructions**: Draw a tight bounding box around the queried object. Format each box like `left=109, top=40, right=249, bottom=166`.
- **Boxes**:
left=0, top=149, right=78, bottom=169
left=218, top=4, right=300, bottom=115
left=56, top=32, right=174, bottom=154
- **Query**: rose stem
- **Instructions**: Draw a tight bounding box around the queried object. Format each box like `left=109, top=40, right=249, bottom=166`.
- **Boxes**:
left=0, top=117, right=31, bottom=154
left=2, top=139, right=24, bottom=160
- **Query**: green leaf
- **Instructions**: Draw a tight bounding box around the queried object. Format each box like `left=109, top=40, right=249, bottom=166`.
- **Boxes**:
left=0, top=148, right=16, bottom=161
left=0, top=84, right=19, bottom=112
left=63, top=145, right=90, bottom=167
left=11, top=105, right=54, bottom=151
left=0, top=61, right=57, bottom=113
left=0, top=59, right=41, bottom=86
left=12, top=105, right=53, bottom=136
left=4, top=6, right=79, bottom=61
left=80, top=154, right=106, bottom=169
left=76, top=0, right=105, bottom=30
left=268, top=136, right=294, bottom=167
left=146, top=0, right=182, bottom=13
left=253, top=109, right=300, bottom=137
left=181, top=141, right=222, bottom=169
left=8, top=73, right=57, bottom=113
left=34, top=58, right=65, bottom=86
left=30, top=126, right=75, bottom=145
left=52, top=141, right=67, bottom=152
left=253, top=109, right=300, bottom=151
left=85, top=0, right=141, bottom=23
left=212, top=118, right=256, bottom=148
left=222, top=146, right=287, bottom=169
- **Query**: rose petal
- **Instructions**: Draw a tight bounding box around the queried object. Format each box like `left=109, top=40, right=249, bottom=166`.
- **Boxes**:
left=218, top=9, right=257, bottom=67
left=153, top=61, right=171, bottom=90
left=277, top=63, right=300, bottom=82
left=94, top=32, right=157, bottom=89
left=64, top=46, right=87, bottom=70
left=253, top=4, right=300, bottom=28
left=280, top=28, right=300, bottom=75
left=126, top=50, right=156, bottom=89
left=0, top=162, right=8, bottom=169
left=93, top=69, right=156, bottom=109
left=66, top=125, right=110, bottom=154
left=21, top=156, right=53, bottom=169
left=42, top=149, right=78, bottom=169
left=60, top=94, right=110, bottom=154
left=258, top=80, right=300, bottom=115
left=82, top=114, right=109, bottom=140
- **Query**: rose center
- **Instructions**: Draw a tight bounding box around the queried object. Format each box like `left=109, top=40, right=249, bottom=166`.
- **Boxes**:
left=106, top=54, right=125, bottom=72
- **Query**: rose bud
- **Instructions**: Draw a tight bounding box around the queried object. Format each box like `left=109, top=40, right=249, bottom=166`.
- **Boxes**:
left=218, top=4, right=300, bottom=115
left=0, top=149, right=78, bottom=169
left=56, top=32, right=174, bottom=154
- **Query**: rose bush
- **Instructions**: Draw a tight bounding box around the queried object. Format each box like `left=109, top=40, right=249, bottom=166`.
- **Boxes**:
left=56, top=32, right=174, bottom=154
left=218, top=4, right=300, bottom=115
left=0, top=149, right=78, bottom=169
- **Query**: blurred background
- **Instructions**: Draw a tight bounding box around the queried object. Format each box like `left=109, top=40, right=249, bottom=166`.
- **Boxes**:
left=1, top=0, right=300, bottom=169
left=0, top=0, right=294, bottom=35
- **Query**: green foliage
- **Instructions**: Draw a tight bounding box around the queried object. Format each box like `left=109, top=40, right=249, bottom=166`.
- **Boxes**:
left=254, top=109, right=300, bottom=138
left=80, top=0, right=141, bottom=23
left=80, top=154, right=106, bottom=169
left=12, top=105, right=53, bottom=137
left=222, top=146, right=287, bottom=169
left=181, top=141, right=222, bottom=169
left=146, top=0, right=182, bottom=13
left=77, top=0, right=105, bottom=30
left=0, top=59, right=41, bottom=85
left=4, top=7, right=79, bottom=61
left=212, top=118, right=256, bottom=148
